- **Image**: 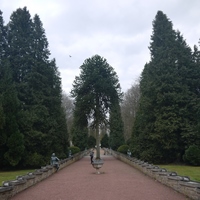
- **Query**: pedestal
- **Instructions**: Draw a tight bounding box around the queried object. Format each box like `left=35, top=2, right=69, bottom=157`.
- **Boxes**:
left=92, top=159, right=104, bottom=174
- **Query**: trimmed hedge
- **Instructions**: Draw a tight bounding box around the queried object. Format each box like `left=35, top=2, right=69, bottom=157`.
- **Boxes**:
left=68, top=146, right=80, bottom=155
left=117, top=145, right=129, bottom=154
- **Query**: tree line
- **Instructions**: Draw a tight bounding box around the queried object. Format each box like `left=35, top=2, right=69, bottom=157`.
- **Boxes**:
left=0, top=7, right=68, bottom=169
left=1, top=7, right=200, bottom=168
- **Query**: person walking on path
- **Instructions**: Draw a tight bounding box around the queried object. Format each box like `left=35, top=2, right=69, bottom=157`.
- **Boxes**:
left=50, top=153, right=60, bottom=171
left=89, top=150, right=94, bottom=164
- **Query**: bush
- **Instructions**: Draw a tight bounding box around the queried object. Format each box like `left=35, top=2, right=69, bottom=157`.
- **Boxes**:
left=117, top=145, right=129, bottom=154
left=183, top=145, right=200, bottom=166
left=24, top=152, right=46, bottom=168
left=68, top=146, right=80, bottom=155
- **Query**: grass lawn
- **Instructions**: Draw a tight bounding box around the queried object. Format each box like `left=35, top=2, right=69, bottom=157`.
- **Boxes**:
left=158, top=165, right=200, bottom=182
left=0, top=169, right=34, bottom=186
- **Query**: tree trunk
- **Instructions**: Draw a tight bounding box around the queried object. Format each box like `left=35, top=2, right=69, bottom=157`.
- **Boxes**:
left=96, top=123, right=101, bottom=159
left=95, top=96, right=101, bottom=159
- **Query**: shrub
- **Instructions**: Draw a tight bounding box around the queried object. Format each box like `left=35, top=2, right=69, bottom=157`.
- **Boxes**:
left=68, top=146, right=80, bottom=155
left=183, top=145, right=200, bottom=166
left=117, top=145, right=129, bottom=154
left=24, top=152, right=46, bottom=168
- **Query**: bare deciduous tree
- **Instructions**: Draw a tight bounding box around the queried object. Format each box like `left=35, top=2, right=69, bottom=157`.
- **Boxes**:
left=121, top=81, right=140, bottom=142
left=62, top=92, right=74, bottom=143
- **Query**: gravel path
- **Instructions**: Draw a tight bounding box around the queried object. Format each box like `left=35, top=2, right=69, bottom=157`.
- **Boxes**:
left=10, top=152, right=189, bottom=200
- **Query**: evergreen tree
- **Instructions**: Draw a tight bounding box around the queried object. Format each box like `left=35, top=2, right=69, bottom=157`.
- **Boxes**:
left=7, top=7, right=34, bottom=85
left=32, top=14, right=50, bottom=61
left=101, top=133, right=109, bottom=148
left=0, top=10, right=24, bottom=167
left=109, top=102, right=125, bottom=150
left=46, top=59, right=69, bottom=157
left=0, top=62, right=25, bottom=167
left=4, top=7, right=68, bottom=166
left=0, top=10, right=6, bottom=63
left=71, top=101, right=88, bottom=150
left=88, top=135, right=96, bottom=148
left=131, top=11, right=197, bottom=163
left=0, top=10, right=7, bottom=166
left=189, top=44, right=200, bottom=145
left=72, top=126, right=88, bottom=150
left=6, top=8, right=48, bottom=166
left=71, top=55, right=122, bottom=159
left=0, top=10, right=6, bottom=130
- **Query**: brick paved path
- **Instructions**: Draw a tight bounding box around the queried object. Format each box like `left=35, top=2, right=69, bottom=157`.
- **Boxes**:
left=10, top=151, right=189, bottom=200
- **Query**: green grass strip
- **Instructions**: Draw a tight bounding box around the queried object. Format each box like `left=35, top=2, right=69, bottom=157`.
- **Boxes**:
left=0, top=170, right=34, bottom=186
left=158, top=165, right=200, bottom=182
left=0, top=166, right=199, bottom=187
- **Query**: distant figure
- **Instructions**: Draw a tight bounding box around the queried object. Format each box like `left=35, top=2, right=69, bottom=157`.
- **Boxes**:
left=51, top=153, right=60, bottom=171
left=69, top=150, right=72, bottom=158
left=90, top=150, right=94, bottom=164
left=127, top=149, right=131, bottom=157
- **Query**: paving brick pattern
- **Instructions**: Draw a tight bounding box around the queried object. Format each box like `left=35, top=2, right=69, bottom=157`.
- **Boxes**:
left=10, top=151, right=189, bottom=200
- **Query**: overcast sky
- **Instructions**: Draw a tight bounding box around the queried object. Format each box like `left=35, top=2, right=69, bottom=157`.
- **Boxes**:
left=1, top=0, right=200, bottom=93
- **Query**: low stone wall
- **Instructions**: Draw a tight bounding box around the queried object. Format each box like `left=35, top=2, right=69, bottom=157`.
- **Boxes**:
left=0, top=151, right=87, bottom=200
left=111, top=150, right=200, bottom=200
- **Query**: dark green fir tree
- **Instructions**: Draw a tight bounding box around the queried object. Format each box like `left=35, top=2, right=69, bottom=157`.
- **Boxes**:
left=131, top=11, right=197, bottom=164
left=109, top=102, right=125, bottom=150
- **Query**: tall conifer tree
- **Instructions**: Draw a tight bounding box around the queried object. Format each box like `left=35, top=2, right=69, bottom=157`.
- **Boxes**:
left=132, top=11, right=197, bottom=163
left=71, top=55, right=123, bottom=157
left=4, top=7, right=68, bottom=166
left=0, top=10, right=25, bottom=167
left=0, top=10, right=6, bottom=130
